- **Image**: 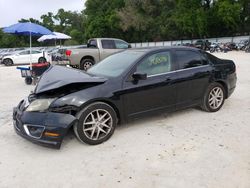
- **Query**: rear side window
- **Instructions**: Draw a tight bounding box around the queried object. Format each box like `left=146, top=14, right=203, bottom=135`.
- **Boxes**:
left=204, top=52, right=218, bottom=63
left=32, top=51, right=41, bottom=54
left=101, top=40, right=116, bottom=49
left=176, top=50, right=208, bottom=69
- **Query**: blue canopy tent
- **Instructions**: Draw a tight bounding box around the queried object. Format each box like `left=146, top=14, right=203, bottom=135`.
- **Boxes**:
left=3, top=22, right=53, bottom=67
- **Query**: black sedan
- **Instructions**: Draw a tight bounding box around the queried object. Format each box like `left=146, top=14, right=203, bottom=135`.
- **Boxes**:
left=13, top=47, right=237, bottom=148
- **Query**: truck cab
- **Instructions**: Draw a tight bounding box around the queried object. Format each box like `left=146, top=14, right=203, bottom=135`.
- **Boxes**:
left=66, top=38, right=131, bottom=70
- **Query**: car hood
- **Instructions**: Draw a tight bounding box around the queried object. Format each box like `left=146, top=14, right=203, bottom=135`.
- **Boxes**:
left=35, top=65, right=107, bottom=94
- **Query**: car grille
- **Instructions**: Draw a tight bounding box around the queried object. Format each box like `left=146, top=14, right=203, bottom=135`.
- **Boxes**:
left=28, top=93, right=37, bottom=103
left=18, top=100, right=26, bottom=111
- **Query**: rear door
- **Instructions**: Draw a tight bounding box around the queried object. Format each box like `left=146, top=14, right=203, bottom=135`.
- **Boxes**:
left=174, top=49, right=212, bottom=108
left=99, top=39, right=121, bottom=60
left=15, top=51, right=30, bottom=64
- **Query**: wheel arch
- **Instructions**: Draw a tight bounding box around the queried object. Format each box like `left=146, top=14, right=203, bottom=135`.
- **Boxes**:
left=80, top=56, right=95, bottom=64
left=3, top=58, right=14, bottom=65
left=38, top=56, right=47, bottom=63
left=214, top=80, right=228, bottom=98
left=78, top=99, right=121, bottom=124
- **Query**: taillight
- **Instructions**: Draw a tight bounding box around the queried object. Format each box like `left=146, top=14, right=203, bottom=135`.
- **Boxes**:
left=65, top=50, right=72, bottom=56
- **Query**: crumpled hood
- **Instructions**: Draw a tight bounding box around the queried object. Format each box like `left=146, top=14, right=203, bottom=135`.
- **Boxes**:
left=35, top=65, right=107, bottom=94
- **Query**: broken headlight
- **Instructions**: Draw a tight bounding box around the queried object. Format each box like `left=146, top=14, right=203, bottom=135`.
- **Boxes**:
left=26, top=98, right=55, bottom=112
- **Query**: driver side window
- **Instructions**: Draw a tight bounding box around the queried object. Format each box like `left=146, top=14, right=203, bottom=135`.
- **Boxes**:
left=136, top=51, right=172, bottom=76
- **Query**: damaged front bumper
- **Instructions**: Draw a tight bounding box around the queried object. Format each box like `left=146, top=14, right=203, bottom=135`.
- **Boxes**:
left=13, top=99, right=77, bottom=149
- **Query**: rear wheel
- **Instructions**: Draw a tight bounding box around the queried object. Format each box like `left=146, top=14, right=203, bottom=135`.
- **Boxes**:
left=74, top=102, right=117, bottom=145
left=201, top=83, right=225, bottom=112
left=3, top=58, right=13, bottom=66
left=80, top=58, right=94, bottom=71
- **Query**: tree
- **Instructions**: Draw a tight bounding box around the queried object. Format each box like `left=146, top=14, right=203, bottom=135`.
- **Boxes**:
left=215, top=0, right=241, bottom=34
left=41, top=12, right=55, bottom=31
left=19, top=18, right=42, bottom=25
left=171, top=0, right=208, bottom=39
left=83, top=0, right=125, bottom=40
left=1, top=0, right=249, bottom=48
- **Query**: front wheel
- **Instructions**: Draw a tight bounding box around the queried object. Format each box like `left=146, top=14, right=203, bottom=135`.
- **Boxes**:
left=3, top=58, right=13, bottom=66
left=74, top=102, right=117, bottom=145
left=201, top=83, right=225, bottom=112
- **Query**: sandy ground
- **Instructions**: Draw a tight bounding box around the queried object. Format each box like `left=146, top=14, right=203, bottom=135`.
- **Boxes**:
left=0, top=51, right=249, bottom=188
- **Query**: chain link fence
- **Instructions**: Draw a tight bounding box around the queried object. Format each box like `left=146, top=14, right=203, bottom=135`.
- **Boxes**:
left=130, top=35, right=250, bottom=48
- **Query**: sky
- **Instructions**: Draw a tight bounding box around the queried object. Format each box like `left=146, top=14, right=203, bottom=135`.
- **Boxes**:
left=0, top=0, right=86, bottom=27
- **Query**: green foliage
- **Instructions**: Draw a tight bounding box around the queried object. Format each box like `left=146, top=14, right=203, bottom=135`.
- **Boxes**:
left=0, top=0, right=250, bottom=48
left=83, top=0, right=125, bottom=40
left=41, top=12, right=55, bottom=31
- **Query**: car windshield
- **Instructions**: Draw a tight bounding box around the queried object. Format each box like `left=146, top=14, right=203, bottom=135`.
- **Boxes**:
left=87, top=50, right=145, bottom=77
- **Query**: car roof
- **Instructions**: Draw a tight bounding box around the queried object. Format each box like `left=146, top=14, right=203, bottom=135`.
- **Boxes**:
left=91, top=38, right=128, bottom=42
left=126, top=46, right=200, bottom=53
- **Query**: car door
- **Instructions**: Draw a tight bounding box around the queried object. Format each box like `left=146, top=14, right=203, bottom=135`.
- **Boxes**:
left=99, top=39, right=121, bottom=60
left=122, top=50, right=178, bottom=118
left=15, top=51, right=30, bottom=64
left=173, top=49, right=212, bottom=108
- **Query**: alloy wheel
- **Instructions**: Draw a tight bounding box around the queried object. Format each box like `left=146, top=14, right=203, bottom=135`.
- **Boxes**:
left=208, top=87, right=224, bottom=109
left=4, top=59, right=13, bottom=66
left=83, top=109, right=113, bottom=141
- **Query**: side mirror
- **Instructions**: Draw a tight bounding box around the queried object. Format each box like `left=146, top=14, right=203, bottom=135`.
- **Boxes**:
left=128, top=44, right=132, bottom=48
left=132, top=72, right=147, bottom=81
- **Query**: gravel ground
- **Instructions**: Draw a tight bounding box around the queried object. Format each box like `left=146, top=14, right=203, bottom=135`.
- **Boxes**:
left=0, top=51, right=249, bottom=188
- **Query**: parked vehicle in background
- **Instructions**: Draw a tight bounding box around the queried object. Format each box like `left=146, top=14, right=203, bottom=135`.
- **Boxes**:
left=209, top=42, right=223, bottom=53
left=237, top=40, right=249, bottom=50
left=194, top=40, right=211, bottom=51
left=0, top=48, right=25, bottom=64
left=245, top=44, right=250, bottom=53
left=225, top=42, right=238, bottom=51
left=49, top=47, right=72, bottom=62
left=2, top=50, right=49, bottom=66
left=13, top=47, right=237, bottom=148
left=65, top=38, right=131, bottom=70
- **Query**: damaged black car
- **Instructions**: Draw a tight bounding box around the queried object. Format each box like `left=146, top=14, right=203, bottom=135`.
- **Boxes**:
left=13, top=47, right=237, bottom=149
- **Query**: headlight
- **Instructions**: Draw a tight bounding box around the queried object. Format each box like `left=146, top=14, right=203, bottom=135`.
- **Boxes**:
left=26, top=98, right=55, bottom=112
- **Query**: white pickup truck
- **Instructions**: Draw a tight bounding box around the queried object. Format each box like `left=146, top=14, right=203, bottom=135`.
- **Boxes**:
left=65, top=38, right=131, bottom=70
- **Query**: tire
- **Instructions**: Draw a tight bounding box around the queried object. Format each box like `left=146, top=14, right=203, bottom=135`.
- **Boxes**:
left=80, top=58, right=94, bottom=71
left=201, top=83, right=225, bottom=112
left=25, top=77, right=32, bottom=85
left=38, top=57, right=46, bottom=63
left=3, top=58, right=13, bottom=66
left=74, top=102, right=117, bottom=145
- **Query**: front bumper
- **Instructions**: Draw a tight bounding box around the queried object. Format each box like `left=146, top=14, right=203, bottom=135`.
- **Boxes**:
left=13, top=100, right=77, bottom=149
